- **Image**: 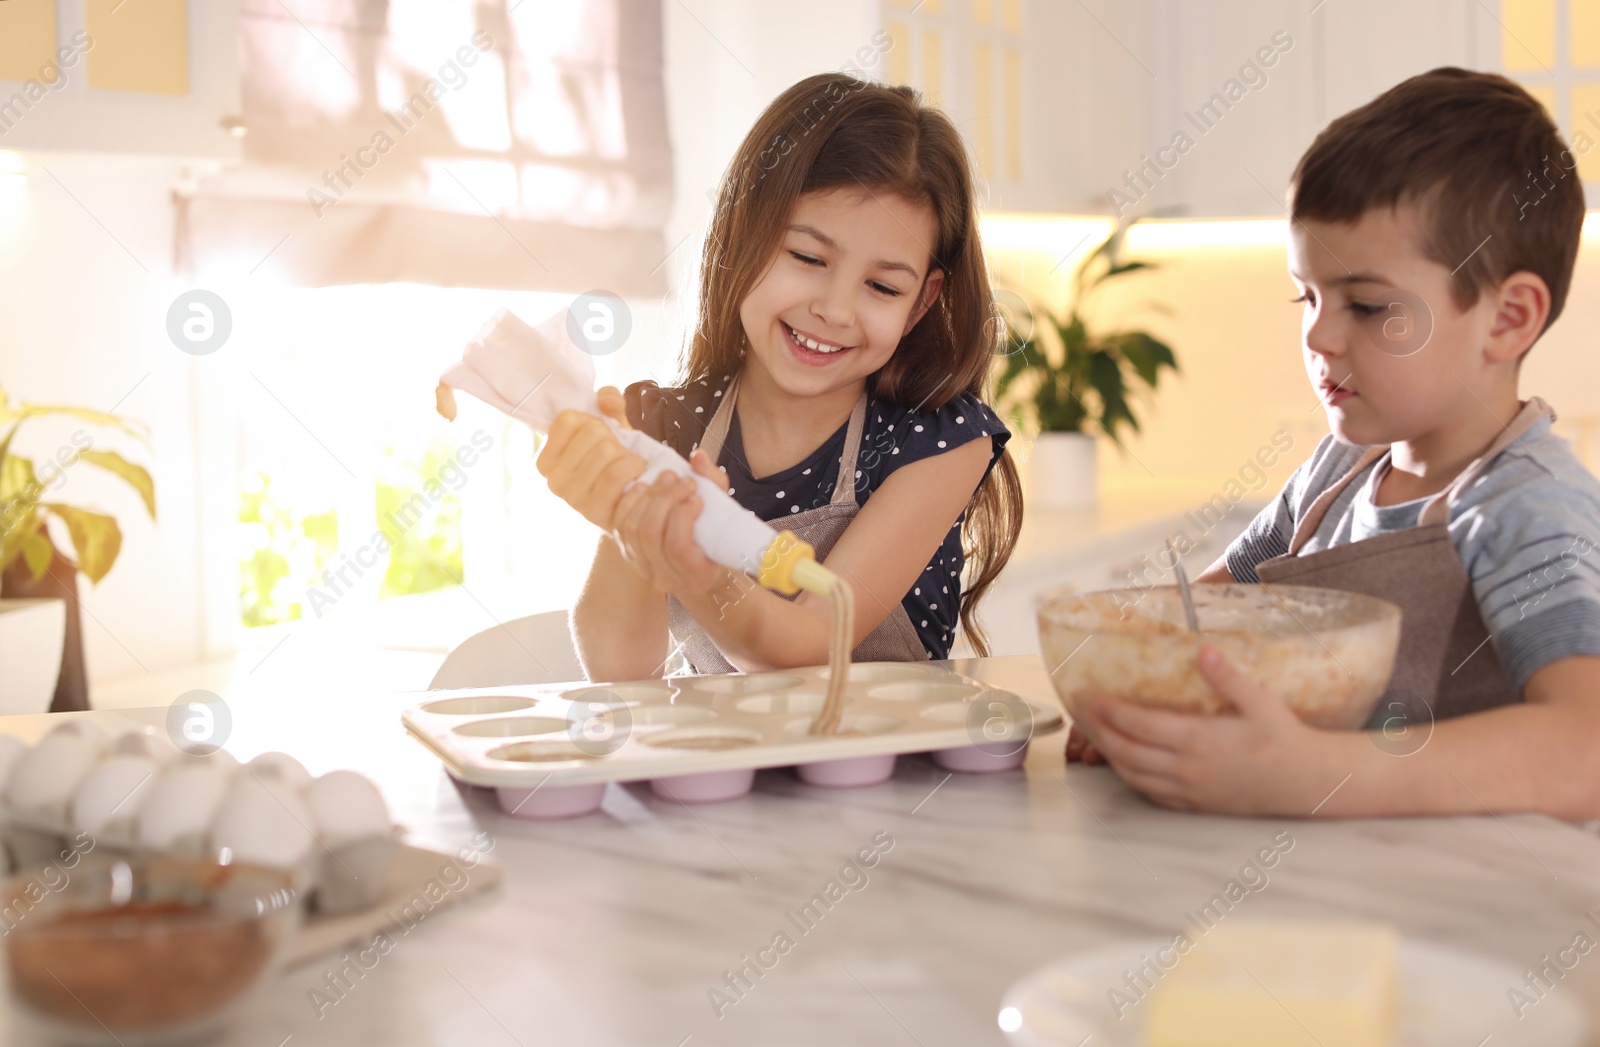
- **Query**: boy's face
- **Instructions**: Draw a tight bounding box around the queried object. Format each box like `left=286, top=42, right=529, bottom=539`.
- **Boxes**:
left=740, top=187, right=943, bottom=400
left=1288, top=205, right=1498, bottom=447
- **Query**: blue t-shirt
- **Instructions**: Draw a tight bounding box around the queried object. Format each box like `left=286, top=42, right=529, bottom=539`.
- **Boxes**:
left=625, top=372, right=1011, bottom=658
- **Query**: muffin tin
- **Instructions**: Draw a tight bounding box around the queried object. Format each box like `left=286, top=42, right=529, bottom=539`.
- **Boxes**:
left=402, top=663, right=1065, bottom=819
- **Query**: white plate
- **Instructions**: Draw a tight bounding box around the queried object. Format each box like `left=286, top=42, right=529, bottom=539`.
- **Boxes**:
left=999, top=936, right=1587, bottom=1047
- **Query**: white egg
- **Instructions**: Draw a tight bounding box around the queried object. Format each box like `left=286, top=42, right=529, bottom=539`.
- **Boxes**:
left=72, top=755, right=159, bottom=835
left=7, top=723, right=111, bottom=814
left=43, top=720, right=110, bottom=749
left=0, top=735, right=29, bottom=797
left=305, top=770, right=391, bottom=848
left=137, top=763, right=235, bottom=851
left=110, top=728, right=183, bottom=764
left=245, top=752, right=313, bottom=792
left=194, top=747, right=240, bottom=770
left=210, top=776, right=316, bottom=869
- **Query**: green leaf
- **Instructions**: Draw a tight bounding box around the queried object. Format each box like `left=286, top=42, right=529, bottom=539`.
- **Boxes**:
left=0, top=509, right=42, bottom=576
left=1037, top=373, right=1088, bottom=432
left=1058, top=314, right=1088, bottom=355
left=1113, top=331, right=1179, bottom=389
left=80, top=450, right=156, bottom=518
left=0, top=453, right=38, bottom=503
left=1087, top=351, right=1136, bottom=440
left=0, top=421, right=20, bottom=475
left=21, top=529, right=53, bottom=581
left=994, top=225, right=1177, bottom=440
left=1091, top=260, right=1157, bottom=287
left=40, top=503, right=122, bottom=584
left=13, top=404, right=150, bottom=444
left=1072, top=226, right=1121, bottom=300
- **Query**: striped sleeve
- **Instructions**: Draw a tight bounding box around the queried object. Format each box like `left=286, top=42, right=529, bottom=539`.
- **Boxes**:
left=1496, top=601, right=1600, bottom=689
left=1456, top=446, right=1600, bottom=688
left=1224, top=492, right=1294, bottom=583
left=1223, top=444, right=1333, bottom=583
left=1223, top=434, right=1367, bottom=582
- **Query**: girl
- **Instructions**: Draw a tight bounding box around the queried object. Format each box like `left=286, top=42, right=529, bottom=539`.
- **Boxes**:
left=537, top=73, right=1023, bottom=680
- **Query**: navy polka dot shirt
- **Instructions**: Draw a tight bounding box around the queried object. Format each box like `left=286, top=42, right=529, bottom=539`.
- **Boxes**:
left=625, top=373, right=1011, bottom=658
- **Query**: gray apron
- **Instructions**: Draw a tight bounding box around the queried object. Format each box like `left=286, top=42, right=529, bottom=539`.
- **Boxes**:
left=665, top=373, right=929, bottom=674
left=1257, top=398, right=1553, bottom=727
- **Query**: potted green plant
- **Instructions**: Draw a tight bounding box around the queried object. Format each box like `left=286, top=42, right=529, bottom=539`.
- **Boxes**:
left=0, top=387, right=154, bottom=712
left=993, top=222, right=1178, bottom=509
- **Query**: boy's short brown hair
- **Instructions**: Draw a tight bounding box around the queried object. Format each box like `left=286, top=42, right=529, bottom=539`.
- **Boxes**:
left=1290, top=67, right=1584, bottom=332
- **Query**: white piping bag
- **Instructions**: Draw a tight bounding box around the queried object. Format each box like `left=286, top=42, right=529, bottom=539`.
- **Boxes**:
left=435, top=308, right=832, bottom=597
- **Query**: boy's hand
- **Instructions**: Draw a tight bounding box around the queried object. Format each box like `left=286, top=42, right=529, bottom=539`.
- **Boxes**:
left=1064, top=725, right=1106, bottom=764
left=1081, top=645, right=1339, bottom=815
left=609, top=447, right=732, bottom=596
left=536, top=386, right=644, bottom=531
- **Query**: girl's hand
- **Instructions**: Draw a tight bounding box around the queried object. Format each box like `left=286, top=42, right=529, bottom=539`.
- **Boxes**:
left=1081, top=645, right=1339, bottom=815
left=535, top=387, right=642, bottom=530
left=610, top=447, right=734, bottom=596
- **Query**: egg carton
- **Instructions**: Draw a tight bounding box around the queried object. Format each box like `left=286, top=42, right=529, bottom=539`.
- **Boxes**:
left=0, top=724, right=400, bottom=917
left=402, top=662, right=1066, bottom=818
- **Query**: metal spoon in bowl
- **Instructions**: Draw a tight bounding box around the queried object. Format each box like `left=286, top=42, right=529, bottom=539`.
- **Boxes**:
left=1167, top=538, right=1200, bottom=633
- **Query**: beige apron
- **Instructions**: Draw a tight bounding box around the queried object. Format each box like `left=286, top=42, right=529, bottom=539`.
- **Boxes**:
left=665, top=374, right=929, bottom=674
left=1257, top=398, right=1553, bottom=727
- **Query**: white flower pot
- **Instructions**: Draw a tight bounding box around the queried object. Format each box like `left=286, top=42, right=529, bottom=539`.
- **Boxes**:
left=1028, top=431, right=1098, bottom=510
left=0, top=599, right=66, bottom=716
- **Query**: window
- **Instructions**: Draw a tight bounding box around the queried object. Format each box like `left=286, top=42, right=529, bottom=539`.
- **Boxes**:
left=176, top=0, right=674, bottom=660
left=179, top=0, right=672, bottom=293
left=204, top=281, right=638, bottom=658
left=1500, top=0, right=1600, bottom=183
left=236, top=434, right=470, bottom=628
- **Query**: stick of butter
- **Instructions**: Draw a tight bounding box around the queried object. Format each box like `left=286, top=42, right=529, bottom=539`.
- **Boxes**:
left=1146, top=921, right=1400, bottom=1047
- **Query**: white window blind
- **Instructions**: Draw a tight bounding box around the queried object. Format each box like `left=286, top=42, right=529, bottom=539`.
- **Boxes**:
left=176, top=0, right=673, bottom=292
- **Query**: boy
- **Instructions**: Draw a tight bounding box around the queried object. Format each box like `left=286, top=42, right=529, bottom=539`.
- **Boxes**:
left=1070, top=68, right=1600, bottom=820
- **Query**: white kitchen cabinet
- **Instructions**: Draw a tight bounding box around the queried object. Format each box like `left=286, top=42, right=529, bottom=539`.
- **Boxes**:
left=903, top=0, right=1488, bottom=218
left=1031, top=0, right=1163, bottom=215
left=0, top=0, right=240, bottom=158
left=1316, top=0, right=1486, bottom=120
left=1140, top=0, right=1484, bottom=218
left=878, top=0, right=1161, bottom=214
left=1132, top=0, right=1319, bottom=219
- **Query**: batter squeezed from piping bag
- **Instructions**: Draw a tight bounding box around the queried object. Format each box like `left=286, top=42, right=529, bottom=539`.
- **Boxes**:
left=816, top=581, right=854, bottom=735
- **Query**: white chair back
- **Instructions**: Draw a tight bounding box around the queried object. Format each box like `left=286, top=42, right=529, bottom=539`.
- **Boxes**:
left=428, top=610, right=585, bottom=689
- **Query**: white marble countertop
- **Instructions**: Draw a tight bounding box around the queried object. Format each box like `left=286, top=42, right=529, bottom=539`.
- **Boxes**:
left=4, top=655, right=1599, bottom=1046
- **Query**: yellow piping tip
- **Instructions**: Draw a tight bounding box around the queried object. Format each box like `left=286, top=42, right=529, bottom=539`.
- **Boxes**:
left=757, top=530, right=818, bottom=595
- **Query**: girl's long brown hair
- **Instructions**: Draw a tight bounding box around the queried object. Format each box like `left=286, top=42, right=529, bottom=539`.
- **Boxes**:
left=681, top=73, right=1023, bottom=656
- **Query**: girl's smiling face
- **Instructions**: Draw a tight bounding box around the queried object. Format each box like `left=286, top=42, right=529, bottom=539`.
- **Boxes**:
left=739, top=187, right=944, bottom=398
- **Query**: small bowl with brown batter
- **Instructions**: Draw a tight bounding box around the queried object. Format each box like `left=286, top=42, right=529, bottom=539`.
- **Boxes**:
left=2, top=853, right=299, bottom=1045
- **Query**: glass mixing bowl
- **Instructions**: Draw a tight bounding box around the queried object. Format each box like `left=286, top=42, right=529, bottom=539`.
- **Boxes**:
left=1038, top=583, right=1402, bottom=730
